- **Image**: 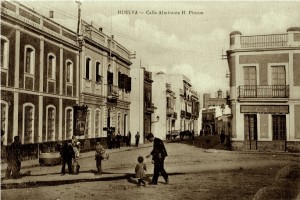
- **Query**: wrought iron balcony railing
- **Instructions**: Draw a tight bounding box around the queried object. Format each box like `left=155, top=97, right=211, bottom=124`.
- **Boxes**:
left=238, top=85, right=289, bottom=98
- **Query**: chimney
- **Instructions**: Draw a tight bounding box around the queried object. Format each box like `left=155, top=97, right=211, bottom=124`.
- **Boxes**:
left=99, top=27, right=102, bottom=32
left=111, top=35, right=114, bottom=40
left=49, top=11, right=54, bottom=18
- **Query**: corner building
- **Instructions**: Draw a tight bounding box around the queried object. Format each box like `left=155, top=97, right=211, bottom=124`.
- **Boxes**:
left=227, top=27, right=300, bottom=151
left=1, top=1, right=80, bottom=158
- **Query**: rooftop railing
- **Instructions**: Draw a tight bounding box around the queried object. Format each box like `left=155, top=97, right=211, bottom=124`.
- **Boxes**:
left=240, top=34, right=288, bottom=48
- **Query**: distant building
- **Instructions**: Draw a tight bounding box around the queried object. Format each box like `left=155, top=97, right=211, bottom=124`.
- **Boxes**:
left=226, top=27, right=300, bottom=151
left=152, top=72, right=200, bottom=139
left=203, top=89, right=227, bottom=109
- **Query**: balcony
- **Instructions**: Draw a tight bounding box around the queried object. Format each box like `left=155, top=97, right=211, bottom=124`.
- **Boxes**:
left=238, top=85, right=289, bottom=99
left=145, top=102, right=155, bottom=113
left=173, top=112, right=177, bottom=119
left=107, top=84, right=119, bottom=104
left=180, top=110, right=185, bottom=118
left=186, top=112, right=192, bottom=119
left=167, top=107, right=174, bottom=117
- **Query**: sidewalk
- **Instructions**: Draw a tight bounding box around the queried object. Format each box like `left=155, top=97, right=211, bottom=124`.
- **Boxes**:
left=1, top=143, right=153, bottom=189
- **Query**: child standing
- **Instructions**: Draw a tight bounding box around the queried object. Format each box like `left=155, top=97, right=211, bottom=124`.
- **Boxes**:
left=135, top=156, right=147, bottom=186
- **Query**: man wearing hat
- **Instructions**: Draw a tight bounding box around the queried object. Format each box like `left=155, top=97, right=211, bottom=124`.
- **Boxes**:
left=146, top=133, right=169, bottom=185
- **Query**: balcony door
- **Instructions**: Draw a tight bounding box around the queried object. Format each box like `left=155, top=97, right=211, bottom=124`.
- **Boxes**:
left=244, top=114, right=257, bottom=150
left=243, top=66, right=256, bottom=97
left=272, top=66, right=286, bottom=97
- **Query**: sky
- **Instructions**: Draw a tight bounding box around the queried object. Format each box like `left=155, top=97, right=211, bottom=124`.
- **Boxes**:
left=20, top=0, right=300, bottom=97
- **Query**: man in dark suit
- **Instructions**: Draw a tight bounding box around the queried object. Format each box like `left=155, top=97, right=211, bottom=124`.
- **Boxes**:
left=146, top=133, right=169, bottom=185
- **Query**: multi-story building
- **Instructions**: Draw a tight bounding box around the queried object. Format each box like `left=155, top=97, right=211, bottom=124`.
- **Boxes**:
left=130, top=66, right=155, bottom=144
left=152, top=72, right=200, bottom=139
left=168, top=74, right=200, bottom=134
left=1, top=1, right=80, bottom=158
left=227, top=27, right=300, bottom=151
left=166, top=82, right=177, bottom=137
left=152, top=72, right=176, bottom=140
left=78, top=21, right=132, bottom=148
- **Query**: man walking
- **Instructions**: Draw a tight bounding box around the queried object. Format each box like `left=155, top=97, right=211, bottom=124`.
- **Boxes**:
left=6, top=136, right=21, bottom=179
left=60, top=141, right=75, bottom=175
left=126, top=131, right=131, bottom=147
left=146, top=133, right=169, bottom=185
left=135, top=131, right=140, bottom=147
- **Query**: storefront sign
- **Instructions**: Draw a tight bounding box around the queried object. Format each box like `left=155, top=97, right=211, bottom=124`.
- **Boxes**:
left=240, top=105, right=289, bottom=114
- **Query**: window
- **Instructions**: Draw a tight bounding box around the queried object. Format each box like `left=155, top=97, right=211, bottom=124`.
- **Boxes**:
left=24, top=46, right=35, bottom=74
left=23, top=104, right=34, bottom=144
left=244, top=66, right=256, bottom=85
left=272, top=66, right=286, bottom=85
left=1, top=37, right=9, bottom=69
left=272, top=115, right=286, bottom=140
left=47, top=54, right=56, bottom=79
left=96, top=62, right=102, bottom=82
left=65, top=108, right=73, bottom=140
left=95, top=109, right=101, bottom=137
left=46, top=106, right=56, bottom=141
left=1, top=101, right=8, bottom=145
left=117, top=113, right=121, bottom=133
left=66, top=60, right=73, bottom=83
left=85, top=109, right=91, bottom=138
left=85, top=57, right=91, bottom=79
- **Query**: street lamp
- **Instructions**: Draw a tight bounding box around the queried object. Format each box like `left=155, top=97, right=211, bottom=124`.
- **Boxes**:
left=151, top=115, right=160, bottom=123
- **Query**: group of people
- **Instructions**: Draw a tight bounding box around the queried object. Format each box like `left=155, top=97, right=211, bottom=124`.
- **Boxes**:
left=106, top=131, right=141, bottom=149
left=5, top=133, right=169, bottom=186
left=107, top=132, right=123, bottom=149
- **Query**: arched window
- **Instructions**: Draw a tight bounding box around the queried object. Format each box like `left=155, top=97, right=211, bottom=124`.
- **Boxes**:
left=24, top=45, right=35, bottom=74
left=46, top=105, right=56, bottom=141
left=1, top=36, right=9, bottom=69
left=65, top=107, right=73, bottom=140
left=47, top=53, right=56, bottom=79
left=85, top=57, right=91, bottom=80
left=23, top=103, right=35, bottom=144
left=95, top=61, right=102, bottom=82
left=66, top=60, right=73, bottom=83
left=1, top=101, right=8, bottom=145
left=95, top=109, right=101, bottom=137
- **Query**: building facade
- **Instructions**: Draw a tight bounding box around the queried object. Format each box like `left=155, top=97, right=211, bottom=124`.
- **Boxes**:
left=78, top=21, right=132, bottom=148
left=152, top=72, right=176, bottom=140
left=168, top=74, right=200, bottom=134
left=1, top=1, right=80, bottom=157
left=203, top=89, right=227, bottom=109
left=227, top=27, right=300, bottom=151
left=130, top=66, right=155, bottom=144
left=152, top=72, right=200, bottom=139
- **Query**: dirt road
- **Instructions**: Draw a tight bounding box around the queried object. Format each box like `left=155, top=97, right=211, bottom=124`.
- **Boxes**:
left=2, top=143, right=299, bottom=200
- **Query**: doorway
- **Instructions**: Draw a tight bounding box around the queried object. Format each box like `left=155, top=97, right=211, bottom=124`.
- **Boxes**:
left=244, top=114, right=257, bottom=150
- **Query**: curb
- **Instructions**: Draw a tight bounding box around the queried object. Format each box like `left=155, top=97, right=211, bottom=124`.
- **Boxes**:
left=1, top=172, right=185, bottom=189
left=1, top=144, right=152, bottom=174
